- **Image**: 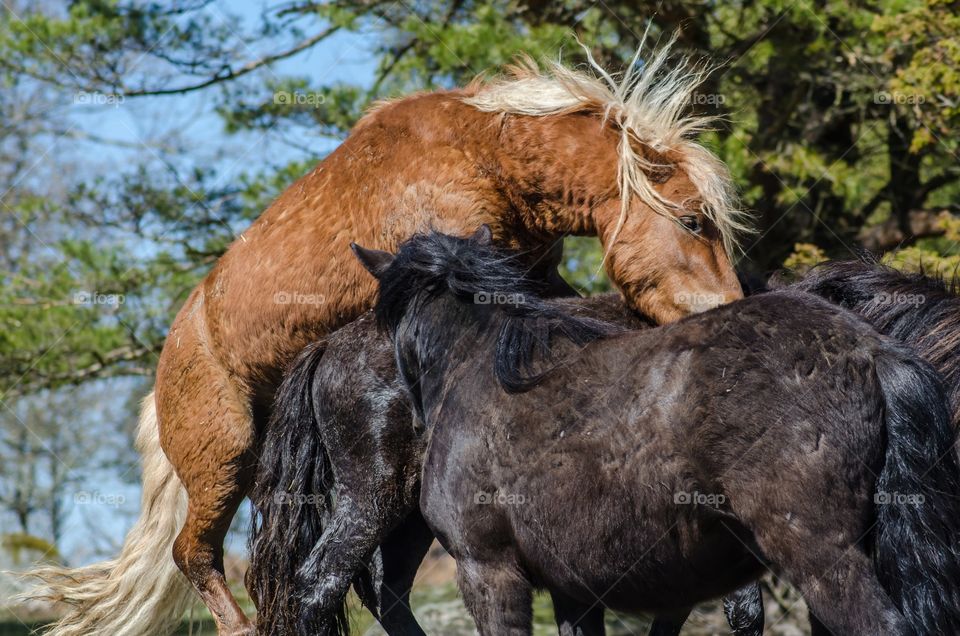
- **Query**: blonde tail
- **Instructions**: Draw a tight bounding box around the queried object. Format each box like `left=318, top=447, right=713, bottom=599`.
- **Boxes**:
left=24, top=390, right=195, bottom=636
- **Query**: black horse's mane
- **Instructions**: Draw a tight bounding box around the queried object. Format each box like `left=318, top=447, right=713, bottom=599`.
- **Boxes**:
left=374, top=231, right=622, bottom=392
left=795, top=258, right=960, bottom=415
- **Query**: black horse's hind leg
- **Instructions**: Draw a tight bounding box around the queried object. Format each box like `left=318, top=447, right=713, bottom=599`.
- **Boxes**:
left=295, top=498, right=376, bottom=633
left=354, top=511, right=434, bottom=635
left=767, top=548, right=907, bottom=635
left=550, top=591, right=604, bottom=636
left=722, top=582, right=764, bottom=636
left=298, top=508, right=425, bottom=635
left=647, top=608, right=690, bottom=636
left=457, top=556, right=533, bottom=636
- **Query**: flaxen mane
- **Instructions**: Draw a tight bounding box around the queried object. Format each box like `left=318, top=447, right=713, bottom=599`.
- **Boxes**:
left=464, top=36, right=751, bottom=257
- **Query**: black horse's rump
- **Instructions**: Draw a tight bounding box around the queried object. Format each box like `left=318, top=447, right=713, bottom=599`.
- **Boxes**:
left=248, top=291, right=649, bottom=636
left=719, top=259, right=960, bottom=632
left=248, top=339, right=341, bottom=636
left=365, top=230, right=960, bottom=635
left=795, top=258, right=960, bottom=424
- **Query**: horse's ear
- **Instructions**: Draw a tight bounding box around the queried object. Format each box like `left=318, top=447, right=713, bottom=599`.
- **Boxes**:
left=628, top=134, right=675, bottom=184
left=471, top=224, right=493, bottom=245
left=351, top=243, right=394, bottom=278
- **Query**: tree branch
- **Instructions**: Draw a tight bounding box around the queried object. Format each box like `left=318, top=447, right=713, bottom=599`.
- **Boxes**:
left=121, top=25, right=341, bottom=97
left=1, top=345, right=159, bottom=399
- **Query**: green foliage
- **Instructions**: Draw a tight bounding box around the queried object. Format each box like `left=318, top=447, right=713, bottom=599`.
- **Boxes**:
left=1, top=0, right=959, bottom=398
left=874, top=0, right=960, bottom=152
left=560, top=237, right=611, bottom=295
left=783, top=242, right=828, bottom=275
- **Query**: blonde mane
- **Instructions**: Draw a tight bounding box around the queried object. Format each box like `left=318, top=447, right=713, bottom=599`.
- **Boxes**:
left=463, top=37, right=752, bottom=257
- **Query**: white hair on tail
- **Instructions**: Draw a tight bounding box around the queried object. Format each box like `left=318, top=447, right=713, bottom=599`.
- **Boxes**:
left=21, top=391, right=193, bottom=636
left=463, top=33, right=752, bottom=257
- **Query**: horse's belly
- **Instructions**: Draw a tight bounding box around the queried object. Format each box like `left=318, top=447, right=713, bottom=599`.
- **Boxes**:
left=513, top=498, right=762, bottom=613
left=597, top=532, right=762, bottom=612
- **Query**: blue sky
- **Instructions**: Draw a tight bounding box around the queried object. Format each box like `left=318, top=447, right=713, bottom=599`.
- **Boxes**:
left=64, top=1, right=382, bottom=181
left=52, top=1, right=381, bottom=562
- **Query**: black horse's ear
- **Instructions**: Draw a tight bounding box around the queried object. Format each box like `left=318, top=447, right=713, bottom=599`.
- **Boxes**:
left=351, top=243, right=394, bottom=278
left=471, top=224, right=493, bottom=245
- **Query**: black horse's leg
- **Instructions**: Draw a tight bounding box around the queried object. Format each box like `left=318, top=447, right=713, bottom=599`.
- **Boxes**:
left=550, top=591, right=604, bottom=636
left=355, top=511, right=435, bottom=635
left=296, top=497, right=388, bottom=633
left=722, top=582, right=764, bottom=636
left=457, top=556, right=533, bottom=636
left=647, top=608, right=691, bottom=636
left=808, top=612, right=832, bottom=636
left=765, top=548, right=907, bottom=634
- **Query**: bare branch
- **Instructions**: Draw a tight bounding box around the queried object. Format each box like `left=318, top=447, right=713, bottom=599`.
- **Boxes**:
left=120, top=25, right=341, bottom=97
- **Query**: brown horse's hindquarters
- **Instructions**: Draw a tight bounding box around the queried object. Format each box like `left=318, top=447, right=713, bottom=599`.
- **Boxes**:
left=154, top=312, right=260, bottom=635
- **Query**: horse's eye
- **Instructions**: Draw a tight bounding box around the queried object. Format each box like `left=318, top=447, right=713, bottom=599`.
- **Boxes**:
left=680, top=215, right=702, bottom=234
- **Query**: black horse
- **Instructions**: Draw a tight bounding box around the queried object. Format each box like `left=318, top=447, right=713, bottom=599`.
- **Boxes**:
left=364, top=229, right=960, bottom=635
left=249, top=284, right=652, bottom=634
left=250, top=230, right=960, bottom=635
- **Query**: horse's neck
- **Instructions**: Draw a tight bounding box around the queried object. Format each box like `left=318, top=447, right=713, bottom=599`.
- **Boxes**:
left=482, top=111, right=619, bottom=238
left=398, top=295, right=489, bottom=410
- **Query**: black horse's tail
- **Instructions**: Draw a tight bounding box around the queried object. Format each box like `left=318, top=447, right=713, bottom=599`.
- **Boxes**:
left=248, top=340, right=348, bottom=636
left=873, top=352, right=960, bottom=634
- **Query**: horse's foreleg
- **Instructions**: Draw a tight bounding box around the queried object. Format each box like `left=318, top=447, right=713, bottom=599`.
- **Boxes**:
left=457, top=556, right=533, bottom=636
left=722, top=582, right=764, bottom=636
left=550, top=590, right=604, bottom=636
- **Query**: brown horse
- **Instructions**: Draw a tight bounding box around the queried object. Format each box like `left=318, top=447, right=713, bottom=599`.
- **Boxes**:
left=28, top=43, right=748, bottom=636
